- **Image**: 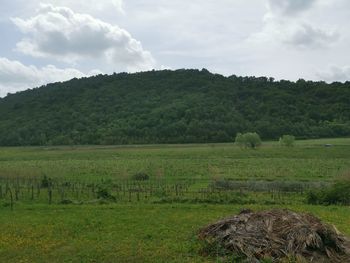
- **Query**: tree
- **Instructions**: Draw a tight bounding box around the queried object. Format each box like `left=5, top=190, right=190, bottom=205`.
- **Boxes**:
left=235, top=132, right=262, bottom=149
left=235, top=133, right=244, bottom=148
left=0, top=69, right=349, bottom=146
left=279, top=135, right=295, bottom=147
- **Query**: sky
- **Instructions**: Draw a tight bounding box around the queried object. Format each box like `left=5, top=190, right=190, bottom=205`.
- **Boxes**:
left=0, top=0, right=350, bottom=97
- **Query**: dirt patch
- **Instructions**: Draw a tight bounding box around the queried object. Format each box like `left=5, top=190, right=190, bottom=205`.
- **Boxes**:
left=198, top=209, right=350, bottom=262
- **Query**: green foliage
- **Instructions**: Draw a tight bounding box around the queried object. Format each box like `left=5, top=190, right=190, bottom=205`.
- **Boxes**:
left=306, top=181, right=350, bottom=205
left=0, top=69, right=349, bottom=146
left=279, top=135, right=295, bottom=147
left=96, top=187, right=116, bottom=201
left=40, top=175, right=52, bottom=188
left=59, top=199, right=73, bottom=205
left=131, top=172, right=150, bottom=181
left=235, top=132, right=262, bottom=148
left=235, top=133, right=244, bottom=148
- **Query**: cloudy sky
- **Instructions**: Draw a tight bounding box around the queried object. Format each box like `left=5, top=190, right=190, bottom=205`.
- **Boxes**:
left=0, top=0, right=350, bottom=97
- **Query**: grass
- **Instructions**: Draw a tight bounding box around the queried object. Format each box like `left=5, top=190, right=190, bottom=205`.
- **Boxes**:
left=0, top=139, right=349, bottom=182
left=0, top=203, right=350, bottom=263
left=0, top=138, right=349, bottom=262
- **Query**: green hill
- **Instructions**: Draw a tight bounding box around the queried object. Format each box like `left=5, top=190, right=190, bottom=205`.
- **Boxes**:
left=0, top=69, right=349, bottom=146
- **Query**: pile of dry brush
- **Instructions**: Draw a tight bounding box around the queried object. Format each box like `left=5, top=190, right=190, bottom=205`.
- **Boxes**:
left=199, top=209, right=350, bottom=262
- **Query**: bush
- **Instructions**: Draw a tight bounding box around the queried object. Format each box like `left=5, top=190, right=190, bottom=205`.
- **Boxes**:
left=306, top=181, right=350, bottom=205
left=211, top=179, right=233, bottom=190
left=279, top=135, right=295, bottom=147
left=40, top=175, right=52, bottom=188
left=131, top=172, right=150, bottom=181
left=96, top=187, right=116, bottom=201
left=235, top=132, right=262, bottom=149
left=59, top=199, right=73, bottom=205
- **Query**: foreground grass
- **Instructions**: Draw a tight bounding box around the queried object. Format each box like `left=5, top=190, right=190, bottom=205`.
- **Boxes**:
left=0, top=203, right=349, bottom=263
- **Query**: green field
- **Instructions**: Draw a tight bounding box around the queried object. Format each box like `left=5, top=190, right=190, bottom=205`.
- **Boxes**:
left=1, top=138, right=349, bottom=182
left=0, top=138, right=350, bottom=262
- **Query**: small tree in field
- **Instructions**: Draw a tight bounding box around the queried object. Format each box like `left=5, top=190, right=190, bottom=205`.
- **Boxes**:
left=279, top=135, right=295, bottom=147
left=235, top=132, right=262, bottom=149
left=235, top=133, right=244, bottom=148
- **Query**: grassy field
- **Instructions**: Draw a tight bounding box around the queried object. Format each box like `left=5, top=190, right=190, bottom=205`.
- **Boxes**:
left=0, top=138, right=349, bottom=262
left=0, top=138, right=349, bottom=182
left=0, top=204, right=350, bottom=263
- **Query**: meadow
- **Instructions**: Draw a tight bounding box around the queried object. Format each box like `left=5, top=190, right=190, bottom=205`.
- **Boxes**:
left=0, top=138, right=350, bottom=262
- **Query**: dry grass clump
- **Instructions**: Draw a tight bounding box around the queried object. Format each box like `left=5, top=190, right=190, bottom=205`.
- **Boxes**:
left=199, top=209, right=350, bottom=262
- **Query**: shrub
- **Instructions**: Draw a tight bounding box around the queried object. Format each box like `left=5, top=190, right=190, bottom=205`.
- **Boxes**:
left=306, top=181, right=350, bottom=205
left=96, top=187, right=116, bottom=201
left=235, top=132, right=262, bottom=149
left=279, top=135, right=295, bottom=147
left=212, top=179, right=233, bottom=190
left=59, top=199, right=73, bottom=205
left=131, top=172, right=150, bottom=181
left=40, top=175, right=52, bottom=188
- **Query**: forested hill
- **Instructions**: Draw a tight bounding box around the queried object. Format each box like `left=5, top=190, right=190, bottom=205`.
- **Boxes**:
left=0, top=69, right=349, bottom=146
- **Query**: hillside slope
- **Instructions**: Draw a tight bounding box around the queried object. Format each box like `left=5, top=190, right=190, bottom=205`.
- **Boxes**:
left=0, top=69, right=349, bottom=146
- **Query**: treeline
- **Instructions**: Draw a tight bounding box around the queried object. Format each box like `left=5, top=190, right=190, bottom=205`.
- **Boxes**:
left=0, top=69, right=349, bottom=146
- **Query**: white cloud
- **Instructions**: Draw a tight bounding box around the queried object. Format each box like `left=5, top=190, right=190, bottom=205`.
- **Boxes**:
left=252, top=16, right=339, bottom=49
left=48, top=0, right=124, bottom=14
left=267, top=0, right=316, bottom=15
left=12, top=3, right=155, bottom=72
left=0, top=0, right=349, bottom=84
left=284, top=23, right=338, bottom=48
left=0, top=57, right=99, bottom=97
left=250, top=0, right=339, bottom=49
left=317, top=65, right=350, bottom=82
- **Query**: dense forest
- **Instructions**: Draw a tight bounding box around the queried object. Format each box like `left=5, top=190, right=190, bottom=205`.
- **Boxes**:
left=0, top=69, right=349, bottom=146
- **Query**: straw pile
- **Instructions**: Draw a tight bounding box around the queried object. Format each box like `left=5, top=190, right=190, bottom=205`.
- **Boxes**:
left=199, top=209, right=350, bottom=262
